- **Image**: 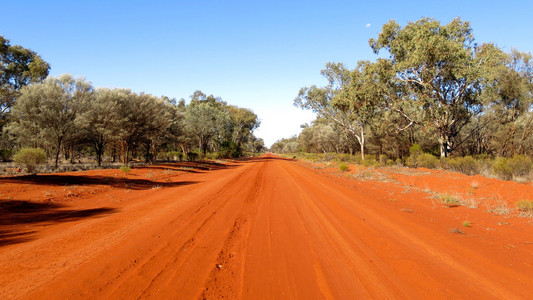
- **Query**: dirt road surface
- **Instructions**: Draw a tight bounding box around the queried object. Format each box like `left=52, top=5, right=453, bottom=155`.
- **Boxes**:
left=1, top=155, right=532, bottom=299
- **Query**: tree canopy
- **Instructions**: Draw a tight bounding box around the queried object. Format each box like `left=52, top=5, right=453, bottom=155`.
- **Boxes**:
left=284, top=17, right=533, bottom=161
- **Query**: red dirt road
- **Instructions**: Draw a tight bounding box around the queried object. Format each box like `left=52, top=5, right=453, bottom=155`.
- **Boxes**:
left=1, top=155, right=532, bottom=299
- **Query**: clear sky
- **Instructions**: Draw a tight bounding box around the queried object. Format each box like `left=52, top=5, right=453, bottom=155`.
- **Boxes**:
left=2, top=0, right=533, bottom=147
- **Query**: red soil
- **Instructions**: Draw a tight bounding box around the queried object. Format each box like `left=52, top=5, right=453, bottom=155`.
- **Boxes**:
left=0, top=155, right=532, bottom=299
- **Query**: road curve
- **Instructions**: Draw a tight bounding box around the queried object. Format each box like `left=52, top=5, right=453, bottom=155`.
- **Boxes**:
left=0, top=155, right=531, bottom=299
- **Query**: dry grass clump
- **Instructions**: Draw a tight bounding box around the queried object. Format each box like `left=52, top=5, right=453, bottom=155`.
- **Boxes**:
left=487, top=202, right=513, bottom=216
left=439, top=194, right=461, bottom=207
left=516, top=200, right=533, bottom=217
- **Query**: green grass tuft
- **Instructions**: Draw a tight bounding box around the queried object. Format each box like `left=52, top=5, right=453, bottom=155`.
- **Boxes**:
left=120, top=165, right=131, bottom=175
left=440, top=194, right=460, bottom=207
left=339, top=162, right=349, bottom=172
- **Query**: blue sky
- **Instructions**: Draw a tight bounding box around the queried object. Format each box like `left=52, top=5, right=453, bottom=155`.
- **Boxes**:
left=2, top=0, right=533, bottom=146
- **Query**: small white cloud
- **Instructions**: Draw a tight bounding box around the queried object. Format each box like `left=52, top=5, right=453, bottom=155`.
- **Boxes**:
left=366, top=23, right=371, bottom=28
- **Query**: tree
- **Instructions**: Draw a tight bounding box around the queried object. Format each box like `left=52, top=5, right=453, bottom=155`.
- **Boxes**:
left=1, top=35, right=50, bottom=131
left=332, top=60, right=390, bottom=160
left=227, top=105, right=260, bottom=154
left=7, top=74, right=92, bottom=167
left=185, top=101, right=228, bottom=156
left=369, top=18, right=501, bottom=157
left=482, top=49, right=533, bottom=156
left=113, top=91, right=172, bottom=163
left=77, top=88, right=122, bottom=166
left=295, top=62, right=373, bottom=157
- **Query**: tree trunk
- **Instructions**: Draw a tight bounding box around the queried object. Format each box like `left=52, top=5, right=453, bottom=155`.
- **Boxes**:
left=360, top=126, right=365, bottom=161
left=95, top=140, right=104, bottom=167
left=439, top=130, right=449, bottom=158
left=55, top=137, right=63, bottom=168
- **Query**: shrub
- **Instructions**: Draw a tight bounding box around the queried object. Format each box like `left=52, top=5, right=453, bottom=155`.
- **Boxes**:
left=337, top=153, right=351, bottom=162
left=446, top=156, right=480, bottom=175
left=417, top=153, right=439, bottom=169
left=507, top=155, right=532, bottom=178
left=339, top=163, right=349, bottom=172
left=406, top=144, right=423, bottom=168
left=0, top=149, right=13, bottom=162
left=409, top=144, right=422, bottom=156
left=120, top=165, right=131, bottom=175
left=492, top=157, right=512, bottom=180
left=13, top=148, right=47, bottom=174
left=462, top=221, right=472, bottom=227
left=362, top=158, right=379, bottom=167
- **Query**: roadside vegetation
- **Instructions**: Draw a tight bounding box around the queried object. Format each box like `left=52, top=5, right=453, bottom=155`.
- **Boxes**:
left=281, top=151, right=533, bottom=182
left=0, top=37, right=265, bottom=175
left=272, top=17, right=533, bottom=183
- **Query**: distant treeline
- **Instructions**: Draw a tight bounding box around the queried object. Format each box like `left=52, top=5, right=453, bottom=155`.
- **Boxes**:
left=0, top=36, right=264, bottom=167
left=272, top=18, right=533, bottom=162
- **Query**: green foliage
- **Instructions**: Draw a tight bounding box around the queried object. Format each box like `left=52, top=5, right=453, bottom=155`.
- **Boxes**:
left=362, top=158, right=379, bottom=167
left=120, top=165, right=131, bottom=175
left=446, top=156, right=480, bottom=175
left=409, top=144, right=422, bottom=156
left=13, top=147, right=47, bottom=173
left=462, top=221, right=472, bottom=227
left=405, top=145, right=439, bottom=169
left=338, top=163, right=349, bottom=172
left=416, top=153, right=440, bottom=169
left=0, top=149, right=13, bottom=161
left=507, top=155, right=532, bottom=178
left=1, top=35, right=50, bottom=132
left=492, top=157, right=513, bottom=180
left=370, top=18, right=502, bottom=158
left=406, top=144, right=422, bottom=167
left=185, top=100, right=229, bottom=156
left=7, top=74, right=93, bottom=167
left=218, top=141, right=242, bottom=158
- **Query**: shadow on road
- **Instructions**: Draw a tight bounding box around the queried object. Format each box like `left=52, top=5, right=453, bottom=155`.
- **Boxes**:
left=0, top=175, right=198, bottom=190
left=138, top=160, right=240, bottom=173
left=0, top=200, right=117, bottom=247
left=235, top=155, right=296, bottom=163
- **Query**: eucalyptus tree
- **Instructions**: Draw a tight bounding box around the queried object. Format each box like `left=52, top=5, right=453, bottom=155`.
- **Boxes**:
left=295, top=63, right=371, bottom=156
left=7, top=74, right=93, bottom=167
left=369, top=18, right=503, bottom=157
left=483, top=49, right=533, bottom=156
left=0, top=35, right=49, bottom=140
left=226, top=105, right=260, bottom=154
left=332, top=60, right=392, bottom=160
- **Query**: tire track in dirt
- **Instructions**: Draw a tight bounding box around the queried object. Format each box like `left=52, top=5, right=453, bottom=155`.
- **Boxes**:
left=199, top=161, right=266, bottom=299
left=275, top=160, right=527, bottom=299
left=1, top=155, right=532, bottom=299
left=12, top=160, right=260, bottom=299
